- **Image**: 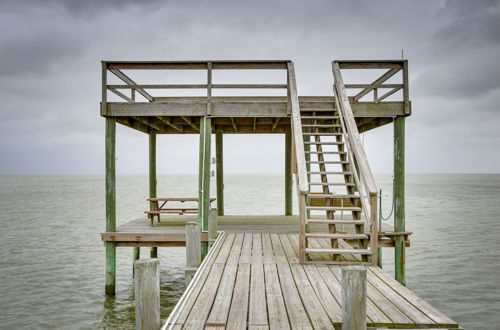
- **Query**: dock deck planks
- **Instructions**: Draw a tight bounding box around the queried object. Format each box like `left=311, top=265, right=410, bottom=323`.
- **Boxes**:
left=162, top=233, right=459, bottom=329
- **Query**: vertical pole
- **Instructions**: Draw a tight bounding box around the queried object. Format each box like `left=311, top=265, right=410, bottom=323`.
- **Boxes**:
left=394, top=116, right=405, bottom=285
left=342, top=266, right=367, bottom=330
left=133, top=247, right=140, bottom=262
left=105, top=117, right=116, bottom=296
left=134, top=259, right=160, bottom=330
left=216, top=130, right=224, bottom=216
left=198, top=117, right=212, bottom=259
left=285, top=128, right=293, bottom=216
left=149, top=133, right=158, bottom=259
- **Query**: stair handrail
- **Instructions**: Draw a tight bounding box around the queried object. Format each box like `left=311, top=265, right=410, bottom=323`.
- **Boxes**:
left=332, top=61, right=378, bottom=264
left=287, top=61, right=309, bottom=263
left=287, top=61, right=308, bottom=194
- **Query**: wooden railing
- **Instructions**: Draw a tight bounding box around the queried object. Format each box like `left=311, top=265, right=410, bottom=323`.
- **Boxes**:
left=332, top=61, right=379, bottom=265
left=335, top=60, right=409, bottom=114
left=101, top=60, right=290, bottom=115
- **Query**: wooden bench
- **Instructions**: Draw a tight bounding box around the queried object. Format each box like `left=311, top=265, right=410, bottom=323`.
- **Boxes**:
left=145, top=197, right=216, bottom=225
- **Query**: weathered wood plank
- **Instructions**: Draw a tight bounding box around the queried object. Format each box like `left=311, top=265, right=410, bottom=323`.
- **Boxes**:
left=206, top=264, right=238, bottom=326
left=183, top=263, right=226, bottom=328
left=264, top=263, right=291, bottom=329
left=226, top=263, right=251, bottom=329
left=289, top=263, right=334, bottom=329
left=249, top=263, right=268, bottom=327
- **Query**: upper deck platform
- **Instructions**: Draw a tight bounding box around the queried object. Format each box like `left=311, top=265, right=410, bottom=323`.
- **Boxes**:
left=100, top=60, right=411, bottom=134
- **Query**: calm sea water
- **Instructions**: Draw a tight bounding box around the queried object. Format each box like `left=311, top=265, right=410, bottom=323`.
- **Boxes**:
left=0, top=174, right=498, bottom=329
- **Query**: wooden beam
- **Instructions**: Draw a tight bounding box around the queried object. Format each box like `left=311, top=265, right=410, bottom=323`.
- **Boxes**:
left=116, top=117, right=152, bottom=134
left=253, top=117, right=257, bottom=132
left=353, top=68, right=400, bottom=101
left=272, top=117, right=281, bottom=132
left=105, top=100, right=408, bottom=118
left=105, top=60, right=289, bottom=70
left=105, top=117, right=116, bottom=296
left=109, top=68, right=154, bottom=102
left=335, top=60, right=404, bottom=69
left=230, top=117, right=238, bottom=132
left=181, top=116, right=199, bottom=132
left=108, top=88, right=134, bottom=102
left=376, top=87, right=400, bottom=102
left=156, top=117, right=184, bottom=133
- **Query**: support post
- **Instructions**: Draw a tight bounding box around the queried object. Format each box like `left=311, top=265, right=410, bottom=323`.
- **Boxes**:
left=134, top=259, right=160, bottom=330
left=185, top=222, right=201, bottom=283
left=342, top=266, right=367, bottom=330
left=394, top=116, right=406, bottom=285
left=285, top=128, right=293, bottom=216
left=149, top=133, right=158, bottom=259
left=133, top=247, right=140, bottom=262
left=105, top=117, right=116, bottom=296
left=198, top=117, right=212, bottom=259
left=216, top=130, right=224, bottom=216
left=209, top=208, right=218, bottom=247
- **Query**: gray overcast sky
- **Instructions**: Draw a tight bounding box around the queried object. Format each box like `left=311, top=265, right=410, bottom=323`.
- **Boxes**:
left=0, top=0, right=499, bottom=174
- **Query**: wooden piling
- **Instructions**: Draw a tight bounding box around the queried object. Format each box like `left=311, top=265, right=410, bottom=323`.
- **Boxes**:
left=216, top=130, right=224, bottom=216
left=342, top=266, right=367, bottom=330
left=134, top=259, right=160, bottom=330
left=105, top=117, right=116, bottom=296
left=285, top=128, right=293, bottom=216
left=198, top=117, right=212, bottom=259
left=394, top=116, right=405, bottom=285
left=149, top=133, right=158, bottom=259
left=185, top=222, right=201, bottom=283
left=186, top=222, right=201, bottom=268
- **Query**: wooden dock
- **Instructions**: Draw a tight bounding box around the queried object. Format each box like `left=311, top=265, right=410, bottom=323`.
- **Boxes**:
left=163, top=232, right=458, bottom=329
left=101, top=215, right=411, bottom=250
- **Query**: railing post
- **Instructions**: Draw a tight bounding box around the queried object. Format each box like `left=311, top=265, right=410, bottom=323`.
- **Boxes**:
left=134, top=259, right=160, bottom=330
left=342, top=266, right=367, bottom=330
left=216, top=130, right=224, bottom=216
left=209, top=208, right=218, bottom=247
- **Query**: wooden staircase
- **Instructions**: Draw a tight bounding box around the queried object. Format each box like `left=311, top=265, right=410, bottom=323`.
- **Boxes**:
left=287, top=61, right=378, bottom=265
left=300, top=105, right=373, bottom=264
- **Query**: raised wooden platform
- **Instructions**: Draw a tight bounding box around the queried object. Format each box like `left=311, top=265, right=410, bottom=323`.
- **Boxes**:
left=101, top=216, right=410, bottom=248
left=163, top=232, right=458, bottom=329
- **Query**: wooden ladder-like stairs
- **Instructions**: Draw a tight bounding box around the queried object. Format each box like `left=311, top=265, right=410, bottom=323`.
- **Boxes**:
left=300, top=105, right=373, bottom=264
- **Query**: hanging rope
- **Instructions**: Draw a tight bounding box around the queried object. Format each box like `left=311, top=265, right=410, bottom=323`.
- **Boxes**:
left=379, top=179, right=395, bottom=221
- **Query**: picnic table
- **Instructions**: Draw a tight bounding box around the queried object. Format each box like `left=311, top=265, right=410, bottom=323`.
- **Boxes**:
left=145, top=197, right=216, bottom=225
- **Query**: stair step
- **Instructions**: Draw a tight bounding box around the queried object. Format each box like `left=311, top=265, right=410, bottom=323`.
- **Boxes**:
left=302, top=124, right=341, bottom=128
left=308, top=171, right=352, bottom=175
left=306, top=206, right=362, bottom=212
left=305, top=233, right=368, bottom=239
left=301, top=116, right=340, bottom=120
left=309, top=183, right=355, bottom=187
left=307, top=194, right=360, bottom=199
left=309, top=182, right=355, bottom=187
left=300, top=108, right=336, bottom=112
left=306, top=219, right=365, bottom=225
left=307, top=161, right=348, bottom=164
left=304, top=248, right=372, bottom=255
left=304, top=141, right=344, bottom=145
left=305, top=151, right=346, bottom=155
left=303, top=132, right=343, bottom=136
